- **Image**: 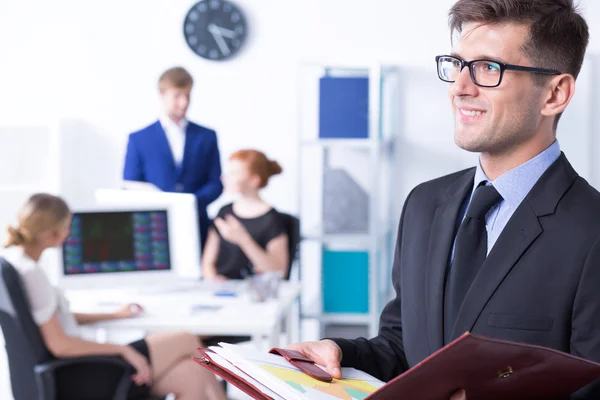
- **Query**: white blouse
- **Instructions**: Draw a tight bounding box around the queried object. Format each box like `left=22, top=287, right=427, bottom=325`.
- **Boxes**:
left=2, top=246, right=80, bottom=337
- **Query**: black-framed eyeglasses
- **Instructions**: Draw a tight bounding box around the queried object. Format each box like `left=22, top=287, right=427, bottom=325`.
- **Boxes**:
left=435, top=55, right=561, bottom=88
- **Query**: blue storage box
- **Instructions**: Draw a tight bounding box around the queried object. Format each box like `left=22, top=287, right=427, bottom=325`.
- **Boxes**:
left=319, top=76, right=369, bottom=139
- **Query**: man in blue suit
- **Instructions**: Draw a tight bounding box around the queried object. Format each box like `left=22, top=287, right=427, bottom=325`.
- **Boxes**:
left=123, top=66, right=223, bottom=249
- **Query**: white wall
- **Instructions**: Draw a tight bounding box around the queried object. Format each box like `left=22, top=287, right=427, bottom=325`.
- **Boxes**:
left=1, top=0, right=599, bottom=213
left=1, top=1, right=600, bottom=398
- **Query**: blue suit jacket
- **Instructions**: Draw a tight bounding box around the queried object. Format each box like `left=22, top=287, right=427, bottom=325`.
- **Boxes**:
left=123, top=120, right=223, bottom=246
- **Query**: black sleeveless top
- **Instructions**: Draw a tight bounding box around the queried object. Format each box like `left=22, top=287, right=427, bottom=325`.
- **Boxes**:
left=213, top=203, right=287, bottom=279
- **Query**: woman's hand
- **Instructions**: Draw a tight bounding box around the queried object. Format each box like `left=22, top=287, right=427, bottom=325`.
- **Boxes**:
left=214, top=214, right=251, bottom=245
left=114, top=303, right=144, bottom=319
left=120, top=345, right=152, bottom=387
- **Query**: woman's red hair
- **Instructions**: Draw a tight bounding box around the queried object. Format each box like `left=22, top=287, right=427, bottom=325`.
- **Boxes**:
left=230, top=150, right=282, bottom=188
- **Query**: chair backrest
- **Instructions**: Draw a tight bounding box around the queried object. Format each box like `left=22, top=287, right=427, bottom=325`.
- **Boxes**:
left=278, top=213, right=300, bottom=281
left=0, top=257, right=52, bottom=399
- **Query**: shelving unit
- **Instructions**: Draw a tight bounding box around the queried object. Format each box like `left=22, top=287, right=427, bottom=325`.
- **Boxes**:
left=297, top=64, right=401, bottom=339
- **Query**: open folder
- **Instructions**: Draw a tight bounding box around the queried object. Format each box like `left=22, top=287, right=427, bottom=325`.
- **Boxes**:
left=192, top=333, right=600, bottom=400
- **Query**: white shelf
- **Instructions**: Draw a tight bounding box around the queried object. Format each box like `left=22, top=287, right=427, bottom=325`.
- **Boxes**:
left=303, top=313, right=371, bottom=325
left=300, top=137, right=395, bottom=151
left=298, top=63, right=401, bottom=339
left=302, top=225, right=393, bottom=247
left=302, top=232, right=371, bottom=248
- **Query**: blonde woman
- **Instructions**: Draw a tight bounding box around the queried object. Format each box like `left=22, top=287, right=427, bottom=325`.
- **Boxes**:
left=2, top=193, right=226, bottom=400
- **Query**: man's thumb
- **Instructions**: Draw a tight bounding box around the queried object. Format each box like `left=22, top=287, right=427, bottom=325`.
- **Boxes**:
left=325, top=359, right=342, bottom=379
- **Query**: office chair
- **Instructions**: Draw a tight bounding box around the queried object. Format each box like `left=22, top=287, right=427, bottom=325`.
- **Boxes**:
left=279, top=212, right=301, bottom=281
left=0, top=258, right=135, bottom=400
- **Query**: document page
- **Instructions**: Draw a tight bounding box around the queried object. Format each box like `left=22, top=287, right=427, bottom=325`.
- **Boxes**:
left=213, top=343, right=385, bottom=400
left=206, top=350, right=285, bottom=400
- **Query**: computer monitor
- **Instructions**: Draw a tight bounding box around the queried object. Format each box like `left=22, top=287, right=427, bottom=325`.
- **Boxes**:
left=94, top=188, right=201, bottom=280
left=58, top=206, right=176, bottom=290
left=63, top=210, right=170, bottom=275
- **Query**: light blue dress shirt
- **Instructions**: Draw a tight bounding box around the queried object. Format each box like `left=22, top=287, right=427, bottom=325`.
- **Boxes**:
left=457, top=140, right=561, bottom=256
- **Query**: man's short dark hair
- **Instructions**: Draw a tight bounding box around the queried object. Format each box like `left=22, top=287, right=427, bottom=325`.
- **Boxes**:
left=449, top=0, right=589, bottom=79
left=158, top=66, right=194, bottom=91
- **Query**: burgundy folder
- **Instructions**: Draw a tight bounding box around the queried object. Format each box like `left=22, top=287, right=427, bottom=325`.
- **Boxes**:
left=193, top=333, right=600, bottom=400
left=193, top=348, right=275, bottom=400
left=368, top=332, right=600, bottom=399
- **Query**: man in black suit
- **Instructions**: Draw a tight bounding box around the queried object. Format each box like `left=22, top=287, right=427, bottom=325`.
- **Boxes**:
left=290, top=0, right=599, bottom=398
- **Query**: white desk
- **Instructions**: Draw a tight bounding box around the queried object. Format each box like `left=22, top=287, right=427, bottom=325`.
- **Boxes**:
left=66, top=281, right=301, bottom=349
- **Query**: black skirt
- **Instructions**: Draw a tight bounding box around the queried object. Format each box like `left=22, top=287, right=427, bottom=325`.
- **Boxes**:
left=54, top=338, right=152, bottom=400
left=127, top=339, right=153, bottom=399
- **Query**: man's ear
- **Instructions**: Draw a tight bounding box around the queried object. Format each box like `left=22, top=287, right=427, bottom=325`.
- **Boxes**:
left=541, top=74, right=576, bottom=118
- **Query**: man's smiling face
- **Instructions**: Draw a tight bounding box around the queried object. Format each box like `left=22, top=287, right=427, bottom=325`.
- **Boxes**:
left=449, top=22, right=544, bottom=155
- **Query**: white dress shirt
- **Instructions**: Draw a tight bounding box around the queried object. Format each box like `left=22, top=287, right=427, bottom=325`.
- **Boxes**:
left=2, top=246, right=80, bottom=337
left=159, top=115, right=188, bottom=166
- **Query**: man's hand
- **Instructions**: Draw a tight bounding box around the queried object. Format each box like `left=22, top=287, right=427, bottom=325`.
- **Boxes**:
left=286, top=339, right=343, bottom=379
left=288, top=341, right=466, bottom=399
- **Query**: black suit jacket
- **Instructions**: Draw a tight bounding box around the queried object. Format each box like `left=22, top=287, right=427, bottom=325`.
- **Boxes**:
left=333, top=154, right=600, bottom=398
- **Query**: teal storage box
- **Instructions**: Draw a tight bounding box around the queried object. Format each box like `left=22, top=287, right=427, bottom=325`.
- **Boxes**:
left=322, top=250, right=369, bottom=313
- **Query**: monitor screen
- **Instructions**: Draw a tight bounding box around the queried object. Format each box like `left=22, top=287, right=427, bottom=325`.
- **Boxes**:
left=62, top=210, right=171, bottom=275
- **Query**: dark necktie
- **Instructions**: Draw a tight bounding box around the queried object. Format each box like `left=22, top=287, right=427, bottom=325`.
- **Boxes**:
left=444, top=183, right=502, bottom=343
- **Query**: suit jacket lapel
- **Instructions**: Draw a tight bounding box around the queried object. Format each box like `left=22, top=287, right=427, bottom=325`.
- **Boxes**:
left=449, top=153, right=578, bottom=340
left=426, top=169, right=475, bottom=352
left=153, top=121, right=177, bottom=172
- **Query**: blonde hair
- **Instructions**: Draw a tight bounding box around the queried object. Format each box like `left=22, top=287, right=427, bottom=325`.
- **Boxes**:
left=5, top=193, right=70, bottom=247
left=158, top=66, right=194, bottom=92
left=230, top=149, right=283, bottom=188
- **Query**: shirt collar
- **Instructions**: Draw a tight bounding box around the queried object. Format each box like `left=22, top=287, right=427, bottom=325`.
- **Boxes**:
left=473, top=140, right=561, bottom=208
left=159, top=115, right=188, bottom=132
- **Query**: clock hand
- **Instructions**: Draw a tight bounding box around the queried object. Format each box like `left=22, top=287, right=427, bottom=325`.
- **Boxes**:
left=214, top=25, right=237, bottom=39
left=208, top=24, right=230, bottom=56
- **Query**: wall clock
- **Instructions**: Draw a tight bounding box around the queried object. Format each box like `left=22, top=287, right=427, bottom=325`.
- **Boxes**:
left=183, top=0, right=248, bottom=61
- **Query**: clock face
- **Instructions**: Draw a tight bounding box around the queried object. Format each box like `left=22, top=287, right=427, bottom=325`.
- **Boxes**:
left=183, top=0, right=248, bottom=61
